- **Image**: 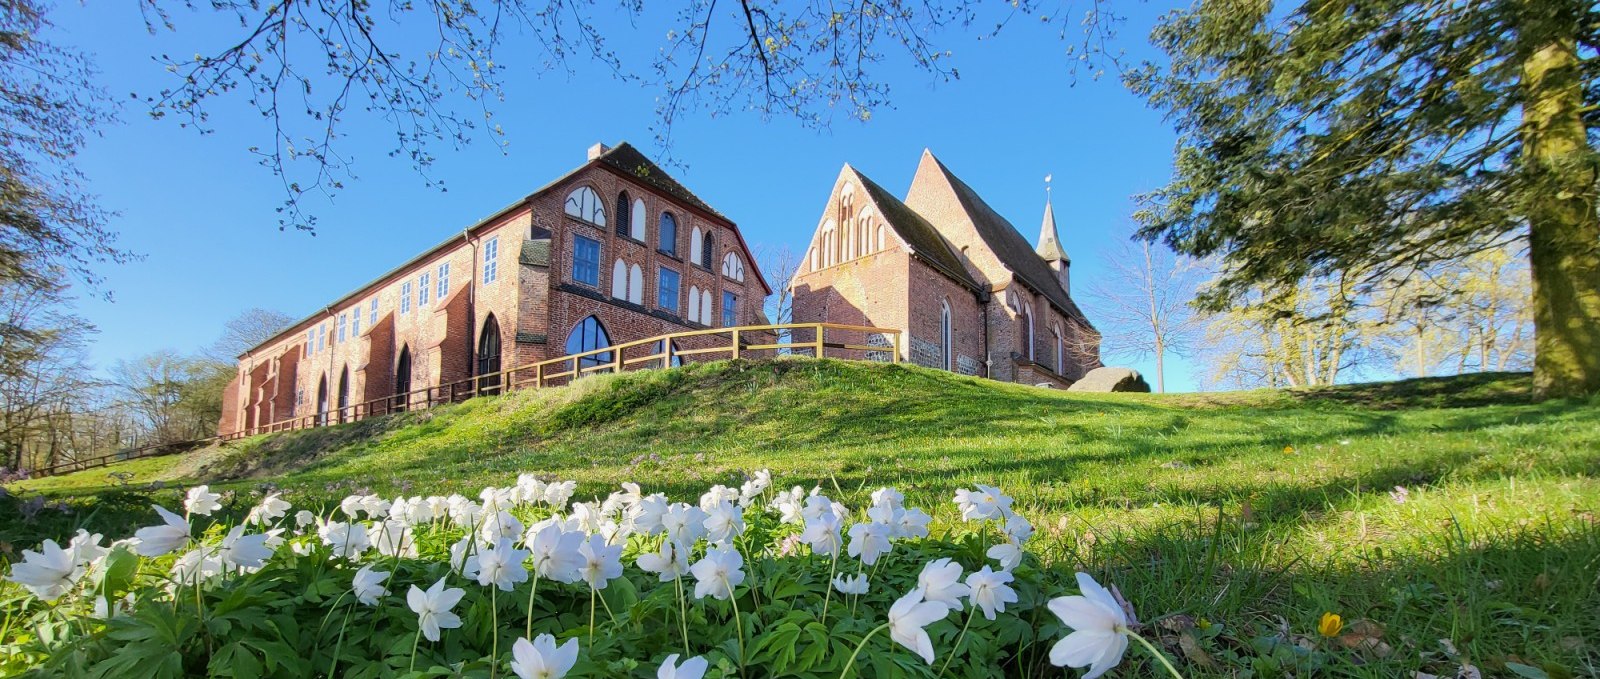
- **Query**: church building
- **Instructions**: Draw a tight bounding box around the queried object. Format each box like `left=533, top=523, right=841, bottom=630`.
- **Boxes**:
left=220, top=142, right=772, bottom=435
left=791, top=150, right=1101, bottom=386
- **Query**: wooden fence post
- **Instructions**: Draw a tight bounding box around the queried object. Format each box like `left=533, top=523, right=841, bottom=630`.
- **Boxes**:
left=731, top=329, right=741, bottom=360
left=892, top=330, right=902, bottom=364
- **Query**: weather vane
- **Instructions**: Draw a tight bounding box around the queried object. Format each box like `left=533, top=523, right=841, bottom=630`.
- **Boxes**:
left=1045, top=174, right=1052, bottom=200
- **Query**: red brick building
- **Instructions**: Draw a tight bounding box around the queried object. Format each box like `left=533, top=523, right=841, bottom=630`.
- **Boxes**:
left=219, top=142, right=772, bottom=435
left=791, top=150, right=1100, bottom=387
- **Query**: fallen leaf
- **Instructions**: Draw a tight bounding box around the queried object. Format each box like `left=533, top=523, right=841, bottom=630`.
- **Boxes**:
left=1178, top=629, right=1221, bottom=670
left=1459, top=663, right=1482, bottom=679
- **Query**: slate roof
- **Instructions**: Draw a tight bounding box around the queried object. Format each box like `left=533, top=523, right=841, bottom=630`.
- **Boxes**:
left=596, top=142, right=727, bottom=221
left=919, top=154, right=1092, bottom=326
left=847, top=166, right=985, bottom=294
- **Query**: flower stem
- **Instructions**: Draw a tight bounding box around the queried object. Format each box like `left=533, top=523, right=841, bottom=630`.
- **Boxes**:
left=490, top=587, right=500, bottom=679
left=820, top=552, right=839, bottom=624
left=675, top=574, right=691, bottom=655
left=523, top=572, right=540, bottom=638
left=730, top=596, right=748, bottom=678
left=837, top=622, right=892, bottom=679
left=1128, top=631, right=1186, bottom=679
left=937, top=607, right=978, bottom=677
left=408, top=627, right=422, bottom=672
left=589, top=587, right=596, bottom=644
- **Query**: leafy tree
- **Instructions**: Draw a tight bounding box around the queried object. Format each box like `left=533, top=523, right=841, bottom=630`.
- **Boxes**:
left=1129, top=0, right=1599, bottom=398
left=1198, top=277, right=1371, bottom=389
left=0, top=0, right=132, bottom=293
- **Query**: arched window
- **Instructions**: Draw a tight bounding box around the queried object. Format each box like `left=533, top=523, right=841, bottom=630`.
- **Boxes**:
left=1053, top=324, right=1064, bottom=373
left=1020, top=301, right=1035, bottom=362
left=628, top=263, right=643, bottom=303
left=659, top=212, right=678, bottom=255
left=701, top=289, right=713, bottom=325
left=394, top=346, right=412, bottom=410
left=689, top=226, right=703, bottom=264
left=478, top=315, right=502, bottom=395
left=721, top=252, right=745, bottom=282
left=652, top=340, right=683, bottom=368
left=876, top=225, right=886, bottom=251
left=615, top=191, right=632, bottom=237
left=565, top=186, right=606, bottom=226
left=611, top=259, right=628, bottom=299
left=701, top=231, right=715, bottom=269
left=688, top=286, right=702, bottom=324
left=565, top=316, right=613, bottom=371
left=336, top=367, right=350, bottom=423
left=941, top=301, right=954, bottom=372
left=809, top=246, right=819, bottom=272
left=630, top=199, right=647, bottom=241
left=316, top=375, right=329, bottom=426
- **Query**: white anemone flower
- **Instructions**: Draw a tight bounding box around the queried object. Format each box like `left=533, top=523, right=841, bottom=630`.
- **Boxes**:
left=133, top=505, right=191, bottom=557
left=184, top=485, right=223, bottom=516
left=339, top=495, right=365, bottom=518
left=987, top=537, right=1025, bottom=571
left=359, top=494, right=392, bottom=518
left=770, top=486, right=806, bottom=524
left=65, top=529, right=107, bottom=567
left=246, top=493, right=291, bottom=525
left=170, top=547, right=224, bottom=587
left=5, top=539, right=80, bottom=600
left=917, top=558, right=970, bottom=610
left=479, top=510, right=525, bottom=544
left=965, top=566, right=1019, bottom=621
left=373, top=520, right=418, bottom=558
left=661, top=503, right=708, bottom=546
left=953, top=484, right=1012, bottom=521
left=474, top=537, right=532, bottom=591
left=832, top=573, right=869, bottom=595
left=525, top=522, right=585, bottom=583
left=217, top=525, right=273, bottom=571
left=870, top=487, right=904, bottom=511
left=1004, top=512, right=1034, bottom=542
left=799, top=512, right=844, bottom=556
left=351, top=565, right=391, bottom=606
left=510, top=633, right=579, bottom=679
left=846, top=521, right=893, bottom=566
left=516, top=474, right=547, bottom=504
left=625, top=494, right=669, bottom=536
left=895, top=507, right=933, bottom=540
left=635, top=538, right=690, bottom=581
left=407, top=577, right=466, bottom=642
left=542, top=480, right=577, bottom=510
left=698, top=485, right=740, bottom=511
left=689, top=545, right=745, bottom=601
left=294, top=510, right=317, bottom=529
left=887, top=588, right=949, bottom=664
left=656, top=653, right=709, bottom=679
left=448, top=536, right=482, bottom=579
left=702, top=500, right=745, bottom=544
left=1047, top=572, right=1133, bottom=679
left=578, top=534, right=623, bottom=590
left=318, top=520, right=370, bottom=559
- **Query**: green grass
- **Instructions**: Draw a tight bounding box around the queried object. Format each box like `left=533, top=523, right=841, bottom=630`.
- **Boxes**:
left=7, top=358, right=1599, bottom=677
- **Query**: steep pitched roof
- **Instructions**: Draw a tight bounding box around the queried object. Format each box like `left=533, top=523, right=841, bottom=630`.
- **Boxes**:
left=1036, top=198, right=1069, bottom=263
left=846, top=166, right=984, bottom=294
left=911, top=151, right=1091, bottom=326
left=595, top=142, right=726, bottom=221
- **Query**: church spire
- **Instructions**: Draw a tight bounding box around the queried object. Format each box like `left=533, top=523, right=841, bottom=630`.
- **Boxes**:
left=1036, top=174, right=1070, bottom=264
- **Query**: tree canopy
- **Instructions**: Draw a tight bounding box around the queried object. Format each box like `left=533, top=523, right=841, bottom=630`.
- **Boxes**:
left=1129, top=0, right=1600, bottom=397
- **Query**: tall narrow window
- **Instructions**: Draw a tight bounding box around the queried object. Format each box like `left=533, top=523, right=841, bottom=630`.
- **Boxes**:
left=483, top=236, right=499, bottom=284
left=400, top=282, right=412, bottom=315
left=723, top=291, right=737, bottom=327
left=573, top=235, right=600, bottom=286
left=688, top=285, right=701, bottom=323
left=610, top=259, right=628, bottom=299
left=701, top=231, right=715, bottom=269
left=337, top=313, right=348, bottom=343
left=351, top=306, right=362, bottom=336
left=1053, top=324, right=1064, bottom=373
left=394, top=346, right=412, bottom=408
left=941, top=301, right=954, bottom=371
left=437, top=262, right=450, bottom=299
left=419, top=272, right=431, bottom=307
left=628, top=264, right=643, bottom=304
left=336, top=368, right=350, bottom=423
left=1022, top=302, right=1035, bottom=361
left=318, top=323, right=327, bottom=352
left=305, top=330, right=314, bottom=357
left=316, top=375, right=329, bottom=426
left=369, top=298, right=379, bottom=326
left=659, top=212, right=678, bottom=256
left=615, top=191, right=632, bottom=237
left=689, top=226, right=703, bottom=264
left=564, top=316, right=613, bottom=370
left=630, top=199, right=647, bottom=241
left=657, top=266, right=680, bottom=312
left=477, top=315, right=502, bottom=395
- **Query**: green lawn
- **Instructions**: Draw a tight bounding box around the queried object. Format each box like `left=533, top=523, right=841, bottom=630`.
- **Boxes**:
left=6, top=358, right=1599, bottom=677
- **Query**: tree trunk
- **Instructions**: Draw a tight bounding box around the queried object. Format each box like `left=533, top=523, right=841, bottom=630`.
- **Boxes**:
left=1522, top=21, right=1600, bottom=399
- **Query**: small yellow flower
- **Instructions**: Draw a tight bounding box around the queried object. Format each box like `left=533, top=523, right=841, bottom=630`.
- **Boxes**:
left=1283, top=445, right=1296, bottom=454
left=1318, top=612, right=1343, bottom=638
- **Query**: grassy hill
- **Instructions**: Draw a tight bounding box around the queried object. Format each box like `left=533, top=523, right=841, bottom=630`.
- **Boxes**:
left=7, top=358, right=1600, bottom=676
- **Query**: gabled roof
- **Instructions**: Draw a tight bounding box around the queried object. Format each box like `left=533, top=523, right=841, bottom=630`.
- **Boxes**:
left=846, top=166, right=984, bottom=294
left=596, top=142, right=727, bottom=221
left=912, top=151, right=1092, bottom=327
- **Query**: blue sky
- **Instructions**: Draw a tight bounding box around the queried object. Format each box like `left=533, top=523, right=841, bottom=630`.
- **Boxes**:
left=51, top=2, right=1203, bottom=391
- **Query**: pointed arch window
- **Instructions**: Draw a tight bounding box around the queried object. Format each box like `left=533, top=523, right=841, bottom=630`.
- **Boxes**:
left=316, top=375, right=330, bottom=426
left=690, top=226, right=704, bottom=265
left=477, top=315, right=502, bottom=395
left=941, top=301, right=954, bottom=372
left=630, top=199, right=647, bottom=241
left=1020, top=301, right=1035, bottom=362
left=611, top=259, right=628, bottom=299
left=565, top=316, right=613, bottom=371
left=659, top=212, right=678, bottom=256
left=721, top=252, right=745, bottom=282
left=336, top=367, right=350, bottom=423
left=628, top=264, right=643, bottom=303
left=688, top=285, right=702, bottom=323
left=701, top=231, right=715, bottom=269
left=565, top=186, right=606, bottom=226
left=615, top=191, right=632, bottom=237
left=394, top=346, right=412, bottom=410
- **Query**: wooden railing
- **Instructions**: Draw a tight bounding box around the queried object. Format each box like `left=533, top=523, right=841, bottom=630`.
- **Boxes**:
left=19, top=323, right=901, bottom=478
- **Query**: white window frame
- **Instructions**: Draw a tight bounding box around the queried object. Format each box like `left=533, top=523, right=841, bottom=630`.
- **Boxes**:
left=437, top=262, right=450, bottom=299
left=419, top=272, right=431, bottom=307
left=483, top=236, right=500, bottom=285
left=400, top=282, right=412, bottom=315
